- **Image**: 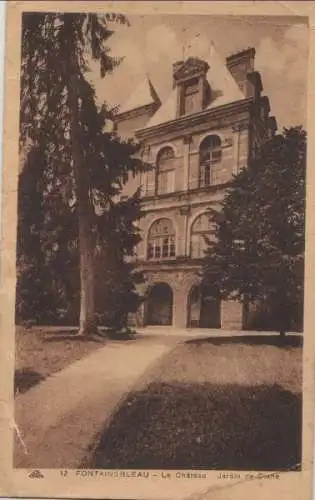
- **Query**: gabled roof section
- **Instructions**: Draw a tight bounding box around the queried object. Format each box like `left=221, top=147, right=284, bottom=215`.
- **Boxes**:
left=118, top=76, right=161, bottom=115
left=144, top=88, right=178, bottom=129
left=145, top=45, right=246, bottom=129
left=205, top=45, right=246, bottom=111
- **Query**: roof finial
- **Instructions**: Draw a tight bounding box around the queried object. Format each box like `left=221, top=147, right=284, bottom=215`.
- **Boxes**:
left=209, top=39, right=215, bottom=57
left=182, top=31, right=201, bottom=60
left=181, top=26, right=188, bottom=60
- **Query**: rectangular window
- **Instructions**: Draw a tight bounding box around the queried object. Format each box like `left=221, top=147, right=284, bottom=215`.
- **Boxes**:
left=191, top=234, right=209, bottom=259
left=162, top=238, right=169, bottom=258
left=211, top=150, right=222, bottom=162
left=158, top=170, right=175, bottom=195
left=154, top=243, right=161, bottom=259
left=199, top=150, right=222, bottom=188
left=182, top=79, right=200, bottom=116
left=148, top=243, right=154, bottom=259
left=184, top=93, right=198, bottom=115
left=170, top=237, right=175, bottom=257
left=158, top=172, right=165, bottom=194
left=200, top=164, right=212, bottom=188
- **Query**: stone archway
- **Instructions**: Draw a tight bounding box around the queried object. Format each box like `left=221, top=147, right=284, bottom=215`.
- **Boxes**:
left=146, top=283, right=173, bottom=326
left=187, top=285, right=221, bottom=328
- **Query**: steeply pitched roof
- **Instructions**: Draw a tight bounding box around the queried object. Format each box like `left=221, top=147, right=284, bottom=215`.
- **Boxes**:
left=145, top=45, right=245, bottom=129
left=206, top=45, right=245, bottom=110
left=118, top=76, right=160, bottom=114
left=146, top=88, right=178, bottom=129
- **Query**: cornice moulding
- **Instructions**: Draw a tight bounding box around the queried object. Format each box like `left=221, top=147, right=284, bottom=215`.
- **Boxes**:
left=135, top=98, right=253, bottom=141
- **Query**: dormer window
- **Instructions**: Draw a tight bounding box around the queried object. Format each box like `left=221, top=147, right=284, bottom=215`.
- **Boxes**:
left=173, top=57, right=210, bottom=118
left=182, top=78, right=200, bottom=115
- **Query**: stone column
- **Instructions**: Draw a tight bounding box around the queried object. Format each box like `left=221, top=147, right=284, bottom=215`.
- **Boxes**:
left=232, top=124, right=240, bottom=176
left=179, top=205, right=191, bottom=257
left=143, top=145, right=155, bottom=197
left=232, top=122, right=249, bottom=175
left=221, top=299, right=243, bottom=330
left=183, top=135, right=191, bottom=191
left=238, top=123, right=249, bottom=171
left=172, top=273, right=190, bottom=329
left=176, top=86, right=182, bottom=118
left=133, top=281, right=148, bottom=328
left=173, top=287, right=187, bottom=328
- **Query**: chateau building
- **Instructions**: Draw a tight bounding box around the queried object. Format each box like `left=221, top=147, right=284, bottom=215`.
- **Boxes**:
left=114, top=47, right=277, bottom=330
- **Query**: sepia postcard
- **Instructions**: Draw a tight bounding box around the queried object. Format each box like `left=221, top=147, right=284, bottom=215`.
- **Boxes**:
left=0, top=1, right=315, bottom=499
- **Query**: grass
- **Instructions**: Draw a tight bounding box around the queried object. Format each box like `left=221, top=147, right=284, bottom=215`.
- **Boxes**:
left=15, top=326, right=106, bottom=394
left=90, top=337, right=302, bottom=471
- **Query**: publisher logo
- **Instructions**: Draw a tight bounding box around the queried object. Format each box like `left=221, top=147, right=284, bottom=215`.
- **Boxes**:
left=28, top=470, right=44, bottom=479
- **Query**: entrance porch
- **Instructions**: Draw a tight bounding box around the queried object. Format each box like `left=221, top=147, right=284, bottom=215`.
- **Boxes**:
left=133, top=277, right=243, bottom=331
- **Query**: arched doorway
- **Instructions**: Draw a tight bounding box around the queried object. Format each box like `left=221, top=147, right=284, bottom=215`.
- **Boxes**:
left=146, top=283, right=173, bottom=326
left=187, top=285, right=221, bottom=328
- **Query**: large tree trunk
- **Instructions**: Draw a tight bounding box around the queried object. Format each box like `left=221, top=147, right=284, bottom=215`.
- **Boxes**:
left=277, top=329, right=286, bottom=348
left=68, top=75, right=97, bottom=336
left=275, top=296, right=289, bottom=346
left=77, top=202, right=97, bottom=336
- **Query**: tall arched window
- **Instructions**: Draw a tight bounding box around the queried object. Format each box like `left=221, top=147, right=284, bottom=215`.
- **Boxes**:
left=156, top=147, right=175, bottom=195
left=199, top=135, right=222, bottom=188
left=191, top=213, right=216, bottom=259
left=147, top=218, right=176, bottom=260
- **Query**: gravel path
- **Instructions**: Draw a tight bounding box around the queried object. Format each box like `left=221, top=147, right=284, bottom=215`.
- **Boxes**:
left=14, top=337, right=179, bottom=469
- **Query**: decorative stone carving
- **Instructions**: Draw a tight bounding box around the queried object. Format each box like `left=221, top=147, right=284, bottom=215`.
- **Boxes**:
left=222, top=136, right=233, bottom=148
left=179, top=205, right=191, bottom=216
left=232, top=122, right=249, bottom=133
left=174, top=57, right=209, bottom=82
left=183, top=135, right=192, bottom=145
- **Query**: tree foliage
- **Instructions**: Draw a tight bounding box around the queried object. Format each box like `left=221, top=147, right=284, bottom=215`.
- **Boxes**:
left=201, top=126, right=306, bottom=333
left=17, top=12, right=146, bottom=331
left=95, top=191, right=145, bottom=329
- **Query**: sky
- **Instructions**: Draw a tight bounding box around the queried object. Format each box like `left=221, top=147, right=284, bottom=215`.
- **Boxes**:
left=89, top=14, right=309, bottom=132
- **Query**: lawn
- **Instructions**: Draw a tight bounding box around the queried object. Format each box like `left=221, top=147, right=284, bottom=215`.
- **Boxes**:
left=15, top=326, right=106, bottom=394
left=90, top=336, right=302, bottom=471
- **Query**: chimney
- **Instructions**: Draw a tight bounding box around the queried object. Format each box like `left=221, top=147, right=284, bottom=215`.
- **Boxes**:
left=226, top=48, right=256, bottom=97
left=172, top=60, right=184, bottom=88
left=267, top=116, right=277, bottom=138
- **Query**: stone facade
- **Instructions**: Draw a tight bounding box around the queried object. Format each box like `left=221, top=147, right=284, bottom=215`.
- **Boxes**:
left=114, top=48, right=276, bottom=330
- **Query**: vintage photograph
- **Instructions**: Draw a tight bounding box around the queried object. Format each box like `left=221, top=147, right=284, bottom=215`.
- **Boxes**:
left=12, top=7, right=307, bottom=478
